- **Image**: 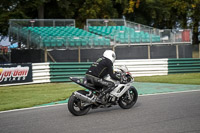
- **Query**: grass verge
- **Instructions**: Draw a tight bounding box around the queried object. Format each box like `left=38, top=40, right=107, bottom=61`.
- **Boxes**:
left=0, top=73, right=200, bottom=111
left=0, top=83, right=82, bottom=111
left=135, top=73, right=200, bottom=85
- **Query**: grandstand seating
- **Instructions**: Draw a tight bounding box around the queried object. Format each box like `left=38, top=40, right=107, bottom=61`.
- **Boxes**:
left=89, top=26, right=161, bottom=43
left=10, top=25, right=161, bottom=48
left=10, top=26, right=110, bottom=48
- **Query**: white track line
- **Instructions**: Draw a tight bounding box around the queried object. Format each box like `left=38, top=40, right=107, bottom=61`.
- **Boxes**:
left=0, top=103, right=67, bottom=114
left=1, top=89, right=200, bottom=114
left=139, top=89, right=200, bottom=96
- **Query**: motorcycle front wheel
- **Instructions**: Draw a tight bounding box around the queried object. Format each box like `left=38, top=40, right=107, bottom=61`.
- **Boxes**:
left=118, top=86, right=138, bottom=109
left=68, top=90, right=91, bottom=116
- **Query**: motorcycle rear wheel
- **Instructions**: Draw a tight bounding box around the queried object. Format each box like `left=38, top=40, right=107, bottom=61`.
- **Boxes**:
left=118, top=86, right=138, bottom=109
left=68, top=90, right=91, bottom=116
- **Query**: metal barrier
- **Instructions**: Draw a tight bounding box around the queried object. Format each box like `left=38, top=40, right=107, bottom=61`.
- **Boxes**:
left=86, top=19, right=126, bottom=27
left=29, top=58, right=200, bottom=83
left=32, top=60, right=169, bottom=82
left=32, top=62, right=50, bottom=83
left=9, top=19, right=75, bottom=27
left=49, top=62, right=92, bottom=82
left=1, top=58, right=200, bottom=86
left=32, top=58, right=200, bottom=83
left=168, top=58, right=200, bottom=74
left=114, top=59, right=168, bottom=77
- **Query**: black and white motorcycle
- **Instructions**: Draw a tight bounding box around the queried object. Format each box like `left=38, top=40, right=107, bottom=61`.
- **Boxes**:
left=68, top=65, right=138, bottom=116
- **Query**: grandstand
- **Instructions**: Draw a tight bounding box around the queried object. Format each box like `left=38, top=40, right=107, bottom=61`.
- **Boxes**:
left=87, top=19, right=191, bottom=46
left=88, top=26, right=160, bottom=43
left=9, top=19, right=111, bottom=49
left=10, top=26, right=110, bottom=48
left=9, top=19, right=191, bottom=49
left=8, top=19, right=193, bottom=63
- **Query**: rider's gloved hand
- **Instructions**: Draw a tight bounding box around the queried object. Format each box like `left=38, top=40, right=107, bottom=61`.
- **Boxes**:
left=115, top=71, right=121, bottom=79
left=120, top=74, right=127, bottom=84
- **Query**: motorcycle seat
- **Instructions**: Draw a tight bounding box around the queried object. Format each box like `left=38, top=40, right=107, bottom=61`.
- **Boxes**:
left=69, top=77, right=96, bottom=91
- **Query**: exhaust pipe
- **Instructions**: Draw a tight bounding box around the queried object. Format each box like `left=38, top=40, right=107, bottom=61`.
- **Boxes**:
left=74, top=91, right=96, bottom=103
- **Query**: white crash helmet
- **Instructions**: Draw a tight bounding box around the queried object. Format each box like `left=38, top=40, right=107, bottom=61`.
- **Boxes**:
left=103, top=50, right=116, bottom=63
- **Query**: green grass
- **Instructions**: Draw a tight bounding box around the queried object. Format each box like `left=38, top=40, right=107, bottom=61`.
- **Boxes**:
left=0, top=83, right=82, bottom=111
left=0, top=73, right=200, bottom=111
left=135, top=73, right=200, bottom=85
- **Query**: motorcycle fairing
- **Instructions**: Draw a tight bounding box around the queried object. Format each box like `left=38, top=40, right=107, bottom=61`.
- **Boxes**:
left=110, top=82, right=132, bottom=97
left=69, top=77, right=96, bottom=91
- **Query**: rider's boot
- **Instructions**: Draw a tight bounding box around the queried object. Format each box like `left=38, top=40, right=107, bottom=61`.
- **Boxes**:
left=96, top=87, right=114, bottom=103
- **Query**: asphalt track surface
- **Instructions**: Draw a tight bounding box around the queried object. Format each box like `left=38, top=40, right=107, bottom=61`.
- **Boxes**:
left=1, top=90, right=200, bottom=133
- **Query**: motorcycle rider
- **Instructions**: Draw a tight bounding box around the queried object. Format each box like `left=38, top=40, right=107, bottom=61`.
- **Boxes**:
left=85, top=50, right=121, bottom=103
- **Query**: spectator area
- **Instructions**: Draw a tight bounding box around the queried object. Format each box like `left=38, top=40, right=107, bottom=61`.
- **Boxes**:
left=10, top=26, right=161, bottom=49
left=9, top=19, right=191, bottom=49
left=10, top=26, right=110, bottom=48
left=89, top=26, right=161, bottom=43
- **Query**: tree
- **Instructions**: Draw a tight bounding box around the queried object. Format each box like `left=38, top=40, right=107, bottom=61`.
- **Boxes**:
left=77, top=0, right=119, bottom=28
left=0, top=0, right=44, bottom=39
left=126, top=0, right=200, bottom=44
left=169, top=0, right=200, bottom=44
left=0, top=0, right=199, bottom=44
left=190, top=0, right=200, bottom=45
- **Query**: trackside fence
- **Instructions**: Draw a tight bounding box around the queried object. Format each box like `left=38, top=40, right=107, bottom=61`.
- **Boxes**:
left=32, top=63, right=50, bottom=83
left=114, top=59, right=168, bottom=77
left=1, top=58, right=200, bottom=86
left=49, top=62, right=92, bottom=82
left=32, top=58, right=200, bottom=83
left=168, top=58, right=200, bottom=74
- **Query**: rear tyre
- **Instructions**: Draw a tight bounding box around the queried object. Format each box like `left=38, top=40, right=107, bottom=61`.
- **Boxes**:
left=118, top=86, right=138, bottom=109
left=68, top=90, right=91, bottom=116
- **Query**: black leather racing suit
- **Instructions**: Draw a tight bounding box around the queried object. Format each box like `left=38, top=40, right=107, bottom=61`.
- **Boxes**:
left=85, top=57, right=120, bottom=91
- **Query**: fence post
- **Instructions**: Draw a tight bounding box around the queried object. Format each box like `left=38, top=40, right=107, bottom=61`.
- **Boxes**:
left=176, top=45, right=179, bottom=59
left=199, top=43, right=200, bottom=58
left=44, top=48, right=47, bottom=62
left=112, top=45, right=115, bottom=52
left=148, top=45, right=151, bottom=59
left=78, top=47, right=81, bottom=62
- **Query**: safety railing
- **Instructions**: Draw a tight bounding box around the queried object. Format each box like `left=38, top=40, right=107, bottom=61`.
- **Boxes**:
left=49, top=62, right=92, bottom=82
left=86, top=19, right=126, bottom=27
left=1, top=58, right=200, bottom=86
left=168, top=58, right=200, bottom=74
left=9, top=19, right=75, bottom=27
left=87, top=19, right=192, bottom=45
left=110, top=29, right=192, bottom=45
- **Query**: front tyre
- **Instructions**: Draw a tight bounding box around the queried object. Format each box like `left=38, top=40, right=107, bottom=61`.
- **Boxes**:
left=68, top=90, right=90, bottom=116
left=118, top=86, right=138, bottom=109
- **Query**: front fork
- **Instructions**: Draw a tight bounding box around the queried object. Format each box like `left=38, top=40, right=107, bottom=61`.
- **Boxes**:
left=127, top=89, right=132, bottom=100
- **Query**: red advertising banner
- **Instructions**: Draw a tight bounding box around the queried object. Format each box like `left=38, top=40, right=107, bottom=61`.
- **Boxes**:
left=0, top=64, right=32, bottom=84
